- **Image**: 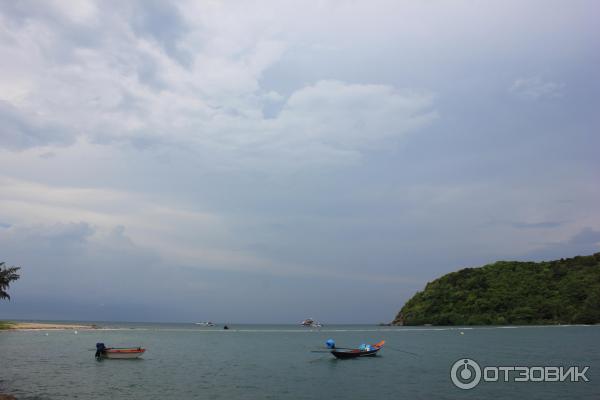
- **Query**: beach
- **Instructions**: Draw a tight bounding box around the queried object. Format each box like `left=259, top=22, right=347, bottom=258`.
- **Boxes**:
left=1, top=322, right=97, bottom=330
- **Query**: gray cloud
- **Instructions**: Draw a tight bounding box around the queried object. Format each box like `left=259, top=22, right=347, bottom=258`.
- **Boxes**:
left=512, top=221, right=566, bottom=229
left=525, top=227, right=600, bottom=261
left=509, top=77, right=564, bottom=100
left=1, top=222, right=95, bottom=253
left=129, top=0, right=191, bottom=65
left=0, top=100, right=75, bottom=150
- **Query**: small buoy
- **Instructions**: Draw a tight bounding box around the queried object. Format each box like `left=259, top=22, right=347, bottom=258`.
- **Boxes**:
left=45, top=333, right=49, bottom=336
left=74, top=330, right=78, bottom=334
left=460, top=331, right=465, bottom=335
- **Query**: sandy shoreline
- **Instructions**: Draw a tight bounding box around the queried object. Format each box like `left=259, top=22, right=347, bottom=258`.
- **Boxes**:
left=3, top=322, right=98, bottom=330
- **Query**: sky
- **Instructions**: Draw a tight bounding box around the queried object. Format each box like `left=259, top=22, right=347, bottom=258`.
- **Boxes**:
left=0, top=0, right=599, bottom=323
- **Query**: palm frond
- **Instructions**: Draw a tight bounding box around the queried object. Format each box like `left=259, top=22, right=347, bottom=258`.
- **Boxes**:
left=0, top=263, right=21, bottom=301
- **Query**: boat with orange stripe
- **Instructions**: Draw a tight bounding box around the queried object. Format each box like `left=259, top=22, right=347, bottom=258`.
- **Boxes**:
left=95, top=343, right=145, bottom=359
left=328, top=340, right=385, bottom=359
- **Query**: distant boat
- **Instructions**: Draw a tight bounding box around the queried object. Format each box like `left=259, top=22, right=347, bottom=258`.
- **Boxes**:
left=195, top=321, right=215, bottom=327
left=330, top=340, right=385, bottom=359
left=301, top=318, right=322, bottom=328
left=95, top=343, right=145, bottom=360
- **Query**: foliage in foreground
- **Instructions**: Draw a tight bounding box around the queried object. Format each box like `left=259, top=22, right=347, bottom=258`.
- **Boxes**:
left=0, top=262, right=21, bottom=301
left=394, top=253, right=600, bottom=325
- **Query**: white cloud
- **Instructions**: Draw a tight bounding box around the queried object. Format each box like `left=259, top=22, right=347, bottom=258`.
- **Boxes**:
left=509, top=76, right=564, bottom=100
left=0, top=175, right=243, bottom=267
left=0, top=2, right=436, bottom=169
left=47, top=0, right=98, bottom=24
left=277, top=80, right=435, bottom=149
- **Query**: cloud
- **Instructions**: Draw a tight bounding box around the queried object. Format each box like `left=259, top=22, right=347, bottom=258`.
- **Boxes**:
left=0, top=174, right=424, bottom=287
left=566, top=227, right=600, bottom=248
left=276, top=80, right=435, bottom=149
left=0, top=175, right=244, bottom=268
left=38, top=151, right=56, bottom=159
left=0, top=221, right=94, bottom=253
left=0, top=2, right=436, bottom=168
left=0, top=220, right=174, bottom=320
left=129, top=0, right=190, bottom=65
left=509, top=76, right=564, bottom=100
left=512, top=221, right=565, bottom=229
left=0, top=100, right=75, bottom=150
left=525, top=227, right=600, bottom=261
left=203, top=80, right=437, bottom=168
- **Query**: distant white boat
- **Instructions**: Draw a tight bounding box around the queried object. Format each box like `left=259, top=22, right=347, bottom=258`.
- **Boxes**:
left=300, top=318, right=322, bottom=328
left=195, top=321, right=215, bottom=327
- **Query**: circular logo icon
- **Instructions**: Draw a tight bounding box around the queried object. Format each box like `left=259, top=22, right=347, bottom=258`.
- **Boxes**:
left=450, top=358, right=482, bottom=390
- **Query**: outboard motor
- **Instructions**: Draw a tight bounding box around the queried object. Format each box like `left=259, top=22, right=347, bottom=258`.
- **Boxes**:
left=95, top=343, right=106, bottom=360
left=326, top=339, right=336, bottom=349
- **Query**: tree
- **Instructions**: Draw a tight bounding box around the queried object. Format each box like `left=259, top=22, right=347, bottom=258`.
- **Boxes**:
left=0, top=262, right=21, bottom=301
left=394, top=253, right=600, bottom=326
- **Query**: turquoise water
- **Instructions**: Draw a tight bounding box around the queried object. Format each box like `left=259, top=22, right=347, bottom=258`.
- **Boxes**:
left=1, top=323, right=599, bottom=399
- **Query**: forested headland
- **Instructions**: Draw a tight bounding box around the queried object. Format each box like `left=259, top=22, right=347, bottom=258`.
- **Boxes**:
left=394, top=253, right=600, bottom=325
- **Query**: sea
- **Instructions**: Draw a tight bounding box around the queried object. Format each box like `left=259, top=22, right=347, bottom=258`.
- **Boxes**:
left=1, top=323, right=598, bottom=399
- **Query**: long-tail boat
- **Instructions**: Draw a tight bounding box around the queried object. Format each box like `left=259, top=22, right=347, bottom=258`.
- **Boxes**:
left=95, top=343, right=145, bottom=359
left=330, top=340, right=385, bottom=359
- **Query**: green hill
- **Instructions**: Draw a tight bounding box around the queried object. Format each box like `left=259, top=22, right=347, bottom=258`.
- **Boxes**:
left=394, top=253, right=600, bottom=326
